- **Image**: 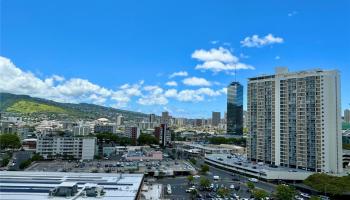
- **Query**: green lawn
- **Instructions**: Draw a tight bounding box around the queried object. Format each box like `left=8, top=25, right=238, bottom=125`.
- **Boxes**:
left=6, top=100, right=67, bottom=113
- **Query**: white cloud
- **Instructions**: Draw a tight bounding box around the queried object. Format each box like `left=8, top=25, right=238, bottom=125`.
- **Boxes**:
left=191, top=47, right=255, bottom=74
left=195, top=60, right=254, bottom=73
left=0, top=56, right=146, bottom=108
left=164, top=89, right=178, bottom=97
left=240, top=34, right=284, bottom=48
left=288, top=11, right=298, bottom=17
left=192, top=47, right=238, bottom=63
left=111, top=82, right=143, bottom=108
left=182, top=77, right=211, bottom=86
left=0, top=56, right=228, bottom=111
left=165, top=81, right=177, bottom=87
left=239, top=53, right=249, bottom=59
left=275, top=56, right=281, bottom=60
left=210, top=40, right=219, bottom=44
left=169, top=71, right=188, bottom=78
left=137, top=85, right=168, bottom=106
left=164, top=87, right=226, bottom=102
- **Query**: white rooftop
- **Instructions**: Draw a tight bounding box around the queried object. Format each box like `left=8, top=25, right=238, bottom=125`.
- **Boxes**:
left=0, top=171, right=144, bottom=200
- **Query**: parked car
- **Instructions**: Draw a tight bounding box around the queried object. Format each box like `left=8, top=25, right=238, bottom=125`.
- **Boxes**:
left=248, top=178, right=258, bottom=183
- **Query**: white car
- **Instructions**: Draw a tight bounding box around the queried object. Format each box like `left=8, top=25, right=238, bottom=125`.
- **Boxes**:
left=248, top=178, right=258, bottom=183
left=185, top=187, right=196, bottom=193
left=229, top=184, right=235, bottom=189
left=193, top=175, right=200, bottom=178
left=166, top=184, right=172, bottom=194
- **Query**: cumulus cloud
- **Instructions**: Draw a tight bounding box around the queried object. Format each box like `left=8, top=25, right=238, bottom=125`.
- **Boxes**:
left=182, top=77, right=211, bottom=86
left=195, top=60, right=254, bottom=73
left=169, top=71, right=188, bottom=78
left=111, top=82, right=143, bottom=108
left=191, top=47, right=255, bottom=73
left=137, top=85, right=168, bottom=105
left=165, top=81, right=177, bottom=87
left=192, top=47, right=238, bottom=63
left=0, top=56, right=228, bottom=110
left=164, top=87, right=226, bottom=102
left=240, top=34, right=284, bottom=48
left=0, top=56, right=144, bottom=108
left=0, top=56, right=113, bottom=104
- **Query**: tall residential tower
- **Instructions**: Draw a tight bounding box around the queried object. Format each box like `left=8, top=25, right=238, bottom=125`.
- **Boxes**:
left=227, top=82, right=243, bottom=135
left=247, top=67, right=342, bottom=174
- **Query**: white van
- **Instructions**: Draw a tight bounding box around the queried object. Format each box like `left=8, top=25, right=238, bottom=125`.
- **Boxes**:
left=213, top=175, right=220, bottom=181
left=166, top=184, right=172, bottom=194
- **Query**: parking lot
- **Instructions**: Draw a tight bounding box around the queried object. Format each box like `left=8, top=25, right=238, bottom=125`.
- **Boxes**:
left=26, top=159, right=195, bottom=175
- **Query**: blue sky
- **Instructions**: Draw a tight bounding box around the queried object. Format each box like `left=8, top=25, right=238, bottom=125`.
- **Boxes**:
left=1, top=0, right=349, bottom=118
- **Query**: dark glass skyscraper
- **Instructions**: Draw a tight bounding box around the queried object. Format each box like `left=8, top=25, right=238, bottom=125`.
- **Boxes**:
left=227, top=82, right=243, bottom=135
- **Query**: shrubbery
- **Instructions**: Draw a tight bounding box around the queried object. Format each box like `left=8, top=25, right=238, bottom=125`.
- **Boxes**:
left=304, top=173, right=350, bottom=196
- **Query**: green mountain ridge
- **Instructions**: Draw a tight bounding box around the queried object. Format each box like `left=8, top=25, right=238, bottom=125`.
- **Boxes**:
left=0, top=93, right=147, bottom=120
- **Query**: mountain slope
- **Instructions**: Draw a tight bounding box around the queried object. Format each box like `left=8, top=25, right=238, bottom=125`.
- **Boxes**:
left=6, top=100, right=68, bottom=113
left=0, top=93, right=147, bottom=120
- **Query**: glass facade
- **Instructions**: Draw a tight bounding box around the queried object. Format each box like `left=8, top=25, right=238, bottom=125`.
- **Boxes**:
left=227, top=82, right=243, bottom=135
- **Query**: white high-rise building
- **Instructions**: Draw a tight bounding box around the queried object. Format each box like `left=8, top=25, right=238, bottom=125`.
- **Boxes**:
left=116, top=115, right=124, bottom=126
left=247, top=67, right=342, bottom=174
left=36, top=135, right=96, bottom=160
left=73, top=125, right=91, bottom=136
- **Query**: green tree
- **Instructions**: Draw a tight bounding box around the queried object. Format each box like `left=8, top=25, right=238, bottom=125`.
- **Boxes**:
left=1, top=157, right=10, bottom=167
left=189, top=158, right=197, bottom=165
left=0, top=133, right=21, bottom=150
left=310, top=196, right=321, bottom=200
left=274, top=184, right=296, bottom=200
left=252, top=189, right=269, bottom=200
left=19, top=159, right=32, bottom=169
left=31, top=153, right=44, bottom=161
left=200, top=164, right=209, bottom=174
left=137, top=134, right=158, bottom=145
left=199, top=177, right=210, bottom=188
left=217, top=188, right=230, bottom=198
left=187, top=175, right=194, bottom=184
left=247, top=182, right=255, bottom=190
left=190, top=189, right=198, bottom=200
left=304, top=173, right=350, bottom=196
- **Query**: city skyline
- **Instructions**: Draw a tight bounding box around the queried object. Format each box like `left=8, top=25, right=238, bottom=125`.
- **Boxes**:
left=1, top=0, right=349, bottom=118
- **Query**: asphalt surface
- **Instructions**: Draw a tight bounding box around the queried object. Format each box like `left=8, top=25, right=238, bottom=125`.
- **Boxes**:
left=155, top=158, right=277, bottom=199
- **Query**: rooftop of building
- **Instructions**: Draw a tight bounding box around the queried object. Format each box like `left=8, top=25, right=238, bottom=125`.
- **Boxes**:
left=248, top=67, right=338, bottom=81
left=206, top=153, right=312, bottom=173
left=0, top=171, right=143, bottom=200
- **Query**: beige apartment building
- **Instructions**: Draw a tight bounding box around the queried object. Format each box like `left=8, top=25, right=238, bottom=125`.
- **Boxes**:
left=247, top=67, right=342, bottom=174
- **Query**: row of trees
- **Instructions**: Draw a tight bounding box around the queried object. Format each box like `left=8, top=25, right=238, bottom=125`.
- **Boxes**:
left=304, top=173, right=350, bottom=196
left=137, top=134, right=158, bottom=145
left=95, top=132, right=134, bottom=145
left=96, top=132, right=159, bottom=146
left=208, top=136, right=246, bottom=147
left=247, top=182, right=293, bottom=200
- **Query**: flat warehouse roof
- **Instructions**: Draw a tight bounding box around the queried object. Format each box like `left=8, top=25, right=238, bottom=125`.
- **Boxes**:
left=0, top=171, right=144, bottom=200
